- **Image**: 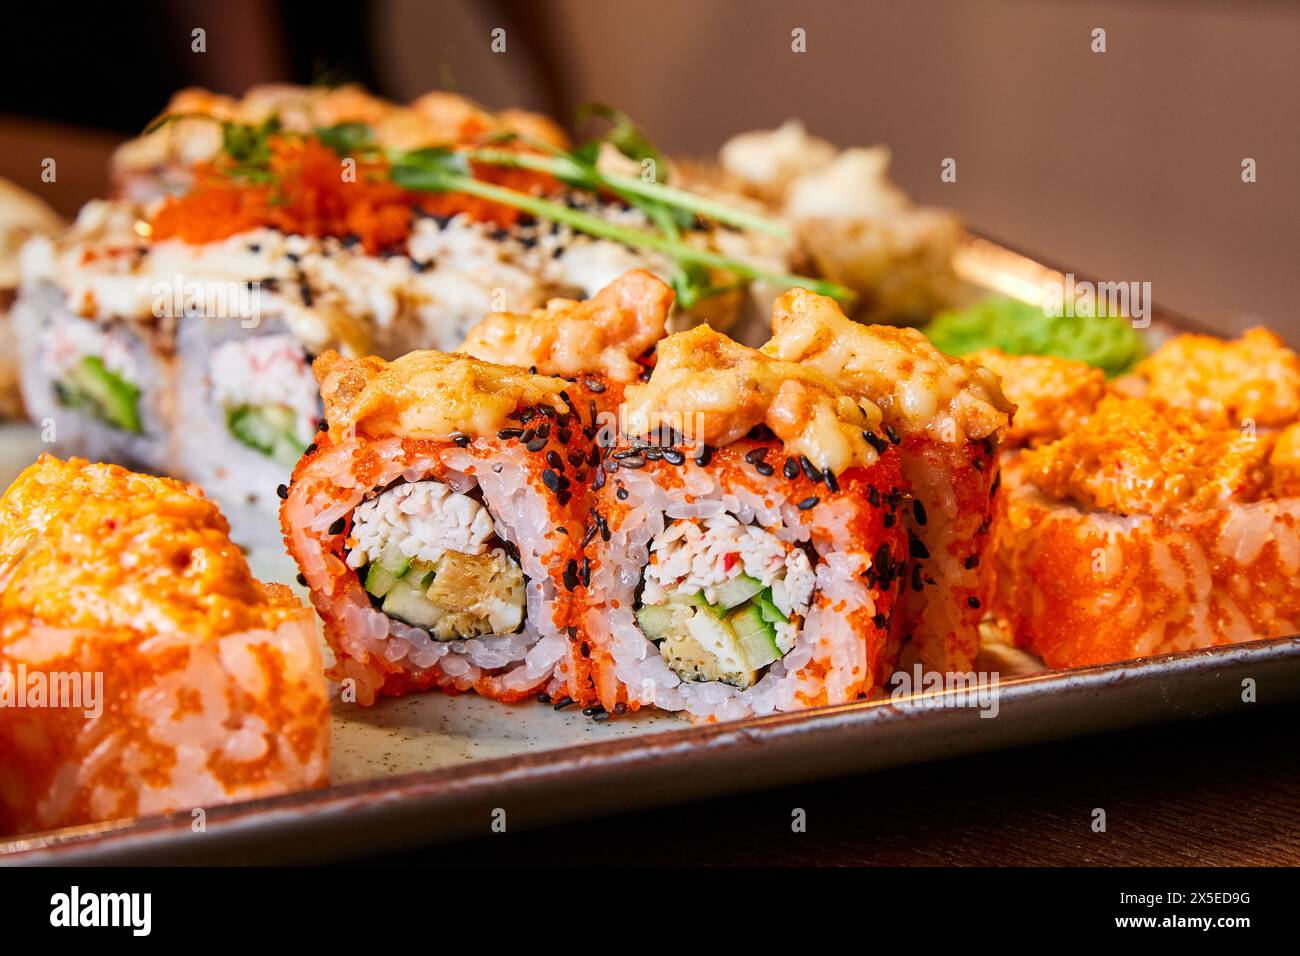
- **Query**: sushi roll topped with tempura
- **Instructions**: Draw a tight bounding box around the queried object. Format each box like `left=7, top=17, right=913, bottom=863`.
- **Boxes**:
left=760, top=288, right=1013, bottom=674
left=459, top=268, right=672, bottom=399
left=990, top=395, right=1300, bottom=668
left=1128, top=327, right=1300, bottom=428
left=0, top=455, right=328, bottom=835
left=967, top=350, right=1106, bottom=450
left=988, top=328, right=1300, bottom=669
left=281, top=348, right=596, bottom=707
left=579, top=324, right=911, bottom=722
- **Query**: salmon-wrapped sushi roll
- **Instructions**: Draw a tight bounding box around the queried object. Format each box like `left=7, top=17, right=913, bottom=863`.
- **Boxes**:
left=0, top=455, right=328, bottom=835
left=990, top=396, right=1300, bottom=667
left=281, top=350, right=593, bottom=706
left=761, top=289, right=1013, bottom=673
left=582, top=325, right=910, bottom=722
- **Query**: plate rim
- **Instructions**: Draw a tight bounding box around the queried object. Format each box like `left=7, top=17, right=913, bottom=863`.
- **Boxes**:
left=5, top=635, right=1297, bottom=865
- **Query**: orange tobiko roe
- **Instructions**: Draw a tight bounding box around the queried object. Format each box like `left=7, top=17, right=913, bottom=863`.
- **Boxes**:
left=150, top=136, right=557, bottom=252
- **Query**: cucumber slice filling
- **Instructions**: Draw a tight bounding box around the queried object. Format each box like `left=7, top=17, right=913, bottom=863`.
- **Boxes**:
left=55, top=355, right=143, bottom=434
left=227, top=404, right=308, bottom=466
left=637, top=590, right=785, bottom=690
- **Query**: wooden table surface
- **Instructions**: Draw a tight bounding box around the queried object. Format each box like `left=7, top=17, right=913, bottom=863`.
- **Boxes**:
left=366, top=701, right=1299, bottom=866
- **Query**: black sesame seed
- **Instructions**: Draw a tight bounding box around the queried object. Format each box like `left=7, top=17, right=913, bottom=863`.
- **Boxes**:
left=873, top=613, right=888, bottom=629
left=616, top=486, right=629, bottom=500
left=317, top=420, right=329, bottom=432
left=754, top=461, right=774, bottom=476
left=783, top=457, right=799, bottom=480
left=613, top=702, right=627, bottom=716
left=884, top=512, right=896, bottom=528
left=535, top=422, right=551, bottom=440
left=582, top=705, right=604, bottom=717
left=304, top=443, right=317, bottom=455
left=884, top=424, right=901, bottom=445
left=744, top=448, right=768, bottom=464
left=824, top=470, right=839, bottom=493
left=543, top=469, right=563, bottom=492
left=276, top=483, right=289, bottom=499
left=799, top=455, right=823, bottom=483
left=797, top=496, right=820, bottom=510
left=912, top=564, right=925, bottom=591
left=964, top=554, right=980, bottom=570
left=579, top=642, right=590, bottom=658
left=563, top=560, right=579, bottom=590
left=695, top=444, right=713, bottom=467
left=557, top=427, right=572, bottom=444
left=552, top=696, right=575, bottom=710
left=644, top=447, right=663, bottom=461
left=593, top=469, right=607, bottom=491
left=536, top=692, right=552, bottom=704
left=520, top=427, right=536, bottom=443
left=868, top=486, right=880, bottom=508
left=619, top=455, right=646, bottom=469
left=557, top=489, right=572, bottom=506
left=913, top=500, right=928, bottom=525
left=581, top=523, right=599, bottom=547
left=909, top=536, right=930, bottom=559
left=967, top=596, right=982, bottom=609
left=864, top=431, right=889, bottom=454
left=546, top=450, right=564, bottom=471
left=328, top=517, right=347, bottom=536
left=662, top=449, right=685, bottom=466
left=874, top=544, right=891, bottom=575
left=498, top=427, right=523, bottom=440
left=526, top=436, right=548, bottom=453
left=592, top=710, right=611, bottom=722
left=296, top=573, right=307, bottom=587
left=452, top=434, right=471, bottom=447
left=580, top=557, right=591, bottom=587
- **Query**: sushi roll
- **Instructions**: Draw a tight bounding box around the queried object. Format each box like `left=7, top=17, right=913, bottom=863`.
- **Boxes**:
left=0, top=178, right=63, bottom=419
left=281, top=350, right=593, bottom=706
left=986, top=328, right=1300, bottom=668
left=966, top=350, right=1106, bottom=450
left=760, top=288, right=1013, bottom=673
left=581, top=324, right=910, bottom=722
left=0, top=455, right=328, bottom=835
left=174, top=309, right=332, bottom=550
left=13, top=203, right=177, bottom=473
left=989, top=396, right=1300, bottom=668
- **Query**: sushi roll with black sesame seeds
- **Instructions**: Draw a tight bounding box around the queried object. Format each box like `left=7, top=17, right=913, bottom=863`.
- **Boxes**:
left=280, top=349, right=594, bottom=706
left=581, top=325, right=909, bottom=722
left=761, top=288, right=1013, bottom=674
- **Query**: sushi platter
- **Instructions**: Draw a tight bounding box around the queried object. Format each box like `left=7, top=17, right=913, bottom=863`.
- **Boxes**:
left=2, top=86, right=1299, bottom=863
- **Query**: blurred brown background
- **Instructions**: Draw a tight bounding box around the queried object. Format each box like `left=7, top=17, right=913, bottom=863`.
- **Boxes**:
left=2, top=0, right=1296, bottom=339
